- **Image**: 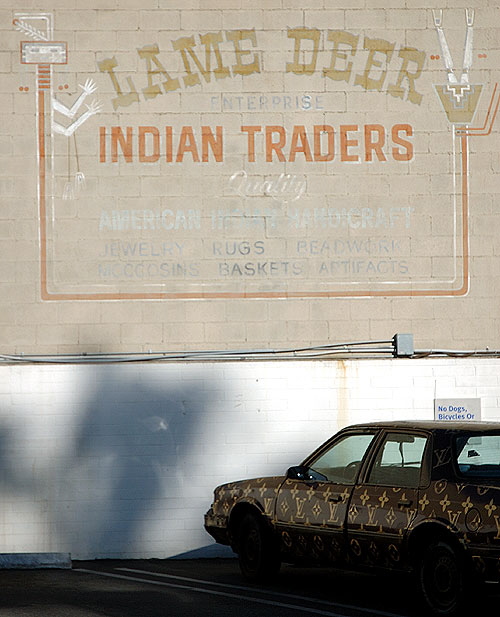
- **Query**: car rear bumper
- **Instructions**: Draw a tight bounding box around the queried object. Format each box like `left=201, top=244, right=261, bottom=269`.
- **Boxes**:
left=470, top=549, right=500, bottom=583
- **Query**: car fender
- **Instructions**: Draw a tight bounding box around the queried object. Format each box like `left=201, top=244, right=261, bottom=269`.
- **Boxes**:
left=405, top=516, right=466, bottom=564
left=211, top=476, right=283, bottom=542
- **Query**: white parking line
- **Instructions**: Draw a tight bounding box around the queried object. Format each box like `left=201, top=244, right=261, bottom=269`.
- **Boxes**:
left=75, top=568, right=347, bottom=616
left=75, top=567, right=407, bottom=617
left=118, top=567, right=406, bottom=617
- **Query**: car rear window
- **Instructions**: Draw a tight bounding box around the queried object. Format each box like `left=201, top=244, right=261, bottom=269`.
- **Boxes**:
left=455, top=434, right=500, bottom=477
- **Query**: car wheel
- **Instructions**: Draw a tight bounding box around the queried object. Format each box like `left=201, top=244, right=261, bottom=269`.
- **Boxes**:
left=418, top=540, right=464, bottom=617
left=237, top=513, right=280, bottom=581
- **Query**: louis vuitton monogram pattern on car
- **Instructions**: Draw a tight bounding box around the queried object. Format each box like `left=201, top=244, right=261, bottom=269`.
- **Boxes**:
left=205, top=421, right=500, bottom=616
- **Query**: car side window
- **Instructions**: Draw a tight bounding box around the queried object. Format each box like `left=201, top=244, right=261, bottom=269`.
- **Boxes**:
left=368, top=432, right=428, bottom=488
left=455, top=434, right=500, bottom=477
left=309, top=433, right=376, bottom=484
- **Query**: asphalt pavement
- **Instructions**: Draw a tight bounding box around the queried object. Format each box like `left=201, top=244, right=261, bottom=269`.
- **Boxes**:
left=0, top=558, right=498, bottom=617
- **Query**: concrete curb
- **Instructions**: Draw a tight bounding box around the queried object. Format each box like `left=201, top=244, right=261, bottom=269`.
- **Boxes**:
left=0, top=553, right=71, bottom=569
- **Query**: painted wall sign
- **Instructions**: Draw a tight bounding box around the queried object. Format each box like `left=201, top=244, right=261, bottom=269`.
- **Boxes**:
left=434, top=398, right=482, bottom=422
left=13, top=9, right=499, bottom=300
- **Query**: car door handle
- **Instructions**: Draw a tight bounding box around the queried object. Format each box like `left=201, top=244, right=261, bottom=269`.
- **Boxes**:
left=329, top=494, right=342, bottom=503
left=398, top=498, right=413, bottom=508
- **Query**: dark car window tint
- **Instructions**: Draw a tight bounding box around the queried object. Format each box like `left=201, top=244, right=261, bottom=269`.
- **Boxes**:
left=309, top=433, right=376, bottom=484
left=456, top=434, right=500, bottom=477
left=368, top=433, right=428, bottom=488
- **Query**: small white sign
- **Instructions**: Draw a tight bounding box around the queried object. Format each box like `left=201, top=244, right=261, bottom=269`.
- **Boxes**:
left=434, top=398, right=481, bottom=422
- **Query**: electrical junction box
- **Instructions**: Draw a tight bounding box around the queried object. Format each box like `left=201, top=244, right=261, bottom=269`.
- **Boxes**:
left=393, top=333, right=414, bottom=357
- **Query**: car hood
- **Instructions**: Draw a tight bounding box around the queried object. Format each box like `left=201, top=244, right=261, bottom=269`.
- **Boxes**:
left=215, top=475, right=286, bottom=496
left=211, top=475, right=286, bottom=515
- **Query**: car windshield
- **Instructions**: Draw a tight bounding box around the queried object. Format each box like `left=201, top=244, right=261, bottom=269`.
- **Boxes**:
left=455, top=433, right=500, bottom=477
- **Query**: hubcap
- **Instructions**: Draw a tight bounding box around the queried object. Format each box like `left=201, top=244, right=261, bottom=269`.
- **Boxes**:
left=244, top=528, right=260, bottom=566
left=425, top=549, right=458, bottom=610
left=434, top=560, right=454, bottom=595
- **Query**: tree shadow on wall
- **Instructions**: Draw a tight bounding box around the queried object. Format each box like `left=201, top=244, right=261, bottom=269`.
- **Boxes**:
left=65, top=364, right=222, bottom=559
left=0, top=426, right=26, bottom=494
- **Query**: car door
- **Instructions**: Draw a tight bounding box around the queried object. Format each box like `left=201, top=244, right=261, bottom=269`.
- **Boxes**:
left=347, top=430, right=430, bottom=569
left=274, top=430, right=378, bottom=564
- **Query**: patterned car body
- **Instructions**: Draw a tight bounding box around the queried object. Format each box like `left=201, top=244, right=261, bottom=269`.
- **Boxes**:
left=204, top=421, right=500, bottom=582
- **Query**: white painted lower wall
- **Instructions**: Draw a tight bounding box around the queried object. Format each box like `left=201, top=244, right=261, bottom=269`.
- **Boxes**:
left=0, top=358, right=499, bottom=560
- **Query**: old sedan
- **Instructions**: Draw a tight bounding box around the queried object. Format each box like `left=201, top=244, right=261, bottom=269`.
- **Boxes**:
left=205, top=421, right=500, bottom=616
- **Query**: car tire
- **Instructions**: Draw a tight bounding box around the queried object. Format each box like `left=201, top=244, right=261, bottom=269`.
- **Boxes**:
left=237, top=512, right=281, bottom=581
left=418, top=540, right=464, bottom=617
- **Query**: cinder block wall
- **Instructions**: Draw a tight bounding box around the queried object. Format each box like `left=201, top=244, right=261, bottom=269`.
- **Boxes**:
left=2, top=0, right=500, bottom=562
left=0, top=358, right=498, bottom=560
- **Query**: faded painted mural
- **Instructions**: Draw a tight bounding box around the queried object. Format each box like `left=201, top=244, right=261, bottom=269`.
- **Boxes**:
left=2, top=2, right=500, bottom=350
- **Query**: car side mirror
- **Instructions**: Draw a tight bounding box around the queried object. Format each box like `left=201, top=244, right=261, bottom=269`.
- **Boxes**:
left=286, top=465, right=327, bottom=482
left=286, top=465, right=309, bottom=480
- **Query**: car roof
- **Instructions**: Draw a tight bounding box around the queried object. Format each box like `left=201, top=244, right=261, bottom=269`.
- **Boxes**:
left=342, top=420, right=500, bottom=433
